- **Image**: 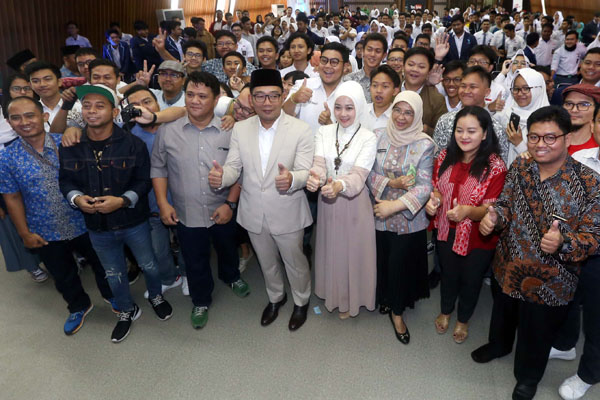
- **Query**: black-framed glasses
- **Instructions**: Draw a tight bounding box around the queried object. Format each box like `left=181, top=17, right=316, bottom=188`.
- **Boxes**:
left=563, top=101, right=593, bottom=111
left=467, top=59, right=490, bottom=66
left=158, top=71, right=183, bottom=79
left=185, top=51, right=203, bottom=59
left=10, top=85, right=33, bottom=93
left=76, top=59, right=94, bottom=68
left=319, top=56, right=341, bottom=67
left=511, top=86, right=539, bottom=94
left=527, top=133, right=568, bottom=145
left=442, top=77, right=462, bottom=85
left=234, top=99, right=255, bottom=115
left=252, top=93, right=281, bottom=103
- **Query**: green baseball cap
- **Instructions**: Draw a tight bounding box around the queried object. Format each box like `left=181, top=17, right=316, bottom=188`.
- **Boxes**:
left=75, top=84, right=118, bottom=107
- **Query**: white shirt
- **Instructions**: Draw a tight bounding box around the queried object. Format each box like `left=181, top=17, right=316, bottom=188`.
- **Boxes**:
left=485, top=80, right=508, bottom=109
left=312, top=26, right=329, bottom=38
left=474, top=30, right=492, bottom=45
left=572, top=147, right=600, bottom=173
left=340, top=27, right=357, bottom=50
left=281, top=16, right=294, bottom=27
left=279, top=63, right=319, bottom=79
left=66, top=35, right=92, bottom=48
left=212, top=21, right=224, bottom=31
left=40, top=98, right=63, bottom=125
left=150, top=89, right=186, bottom=110
left=552, top=43, right=588, bottom=75
left=453, top=31, right=465, bottom=58
left=361, top=103, right=392, bottom=132
left=444, top=96, right=462, bottom=113
left=237, top=38, right=254, bottom=60
left=258, top=114, right=281, bottom=175
left=111, top=46, right=121, bottom=68
left=534, top=38, right=560, bottom=67
left=490, top=30, right=506, bottom=49
left=287, top=77, right=340, bottom=134
left=504, top=35, right=526, bottom=58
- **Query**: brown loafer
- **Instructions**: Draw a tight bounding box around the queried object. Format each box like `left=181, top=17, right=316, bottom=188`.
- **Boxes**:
left=435, top=313, right=450, bottom=334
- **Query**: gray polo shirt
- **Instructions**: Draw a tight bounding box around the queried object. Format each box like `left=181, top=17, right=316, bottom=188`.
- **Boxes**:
left=150, top=114, right=231, bottom=228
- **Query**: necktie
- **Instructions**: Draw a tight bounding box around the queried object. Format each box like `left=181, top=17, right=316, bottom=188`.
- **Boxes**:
left=502, top=33, right=505, bottom=48
left=483, top=32, right=487, bottom=44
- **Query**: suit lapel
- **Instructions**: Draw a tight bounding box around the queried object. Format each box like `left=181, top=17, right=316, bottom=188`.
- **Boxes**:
left=264, top=113, right=287, bottom=178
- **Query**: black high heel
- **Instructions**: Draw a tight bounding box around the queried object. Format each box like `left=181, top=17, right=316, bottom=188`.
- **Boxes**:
left=389, top=312, right=410, bottom=344
left=379, top=304, right=390, bottom=314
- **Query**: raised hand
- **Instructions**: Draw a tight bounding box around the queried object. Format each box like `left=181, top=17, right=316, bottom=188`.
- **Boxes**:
left=540, top=220, right=564, bottom=254
left=318, top=102, right=333, bottom=125
left=506, top=121, right=523, bottom=146
left=488, top=94, right=505, bottom=112
left=152, top=27, right=167, bottom=52
left=291, top=78, right=313, bottom=104
left=208, top=160, right=224, bottom=188
left=306, top=169, right=321, bottom=192
left=428, top=63, right=445, bottom=86
left=275, top=163, right=293, bottom=192
left=434, top=33, right=450, bottom=61
left=425, top=191, right=441, bottom=216
left=479, top=206, right=498, bottom=236
left=135, top=60, right=156, bottom=87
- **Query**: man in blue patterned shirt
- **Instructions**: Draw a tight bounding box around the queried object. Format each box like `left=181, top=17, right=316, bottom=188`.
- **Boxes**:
left=202, top=30, right=256, bottom=83
left=0, top=96, right=113, bottom=336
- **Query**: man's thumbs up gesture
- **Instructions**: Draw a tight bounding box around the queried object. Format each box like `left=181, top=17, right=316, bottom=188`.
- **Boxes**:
left=275, top=163, right=293, bottom=192
left=540, top=220, right=564, bottom=254
left=208, top=160, right=224, bottom=189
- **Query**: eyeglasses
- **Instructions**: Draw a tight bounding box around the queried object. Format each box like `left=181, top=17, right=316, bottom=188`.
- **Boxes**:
left=319, top=56, right=341, bottom=67
left=392, top=108, right=415, bottom=117
left=511, top=86, right=539, bottom=94
left=443, top=77, right=462, bottom=85
left=158, top=71, right=183, bottom=79
left=234, top=99, right=255, bottom=115
left=563, top=101, right=592, bottom=111
left=76, top=59, right=94, bottom=68
left=216, top=41, right=235, bottom=47
left=467, top=59, right=490, bottom=66
left=252, top=93, right=281, bottom=103
left=10, top=85, right=33, bottom=93
left=527, top=133, right=567, bottom=145
left=185, top=51, right=203, bottom=59
left=387, top=57, right=404, bottom=63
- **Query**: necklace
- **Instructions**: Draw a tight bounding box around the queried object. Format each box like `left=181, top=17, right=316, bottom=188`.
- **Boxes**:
left=334, top=123, right=361, bottom=174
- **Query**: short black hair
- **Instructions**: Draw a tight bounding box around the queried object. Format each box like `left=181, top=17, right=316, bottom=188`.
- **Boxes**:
left=241, top=16, right=251, bottom=25
left=256, top=35, right=278, bottom=51
left=123, top=84, right=158, bottom=103
left=184, top=71, right=220, bottom=97
left=65, top=20, right=78, bottom=28
left=370, top=64, right=401, bottom=88
left=231, top=22, right=242, bottom=30
left=532, top=65, right=552, bottom=77
left=422, top=23, right=432, bottom=31
left=89, top=58, right=119, bottom=78
left=320, top=42, right=350, bottom=63
left=25, top=61, right=61, bottom=80
left=2, top=73, right=35, bottom=113
left=296, top=12, right=309, bottom=24
left=215, top=30, right=236, bottom=43
left=565, top=30, right=579, bottom=39
left=462, top=65, right=491, bottom=88
left=504, top=23, right=515, bottom=31
left=415, top=33, right=431, bottom=44
left=6, top=96, right=43, bottom=117
left=526, top=32, right=540, bottom=47
left=75, top=47, right=99, bottom=60
left=451, top=15, right=464, bottom=24
left=470, top=45, right=496, bottom=65
left=388, top=47, right=406, bottom=57
left=363, top=33, right=388, bottom=53
left=183, top=40, right=207, bottom=57
left=222, top=51, right=246, bottom=68
left=183, top=27, right=197, bottom=38
left=133, top=20, right=148, bottom=31
left=443, top=60, right=466, bottom=75
left=283, top=70, right=310, bottom=82
left=403, top=47, right=435, bottom=70
left=584, top=48, right=600, bottom=60
left=284, top=32, right=314, bottom=60
left=105, top=29, right=120, bottom=39
left=109, top=21, right=121, bottom=28
left=527, top=106, right=572, bottom=136
left=542, top=23, right=553, bottom=31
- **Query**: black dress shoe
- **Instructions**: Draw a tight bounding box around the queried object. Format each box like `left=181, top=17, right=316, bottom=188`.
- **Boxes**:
left=471, top=343, right=511, bottom=363
left=288, top=302, right=309, bottom=331
left=389, top=313, right=410, bottom=344
left=379, top=305, right=391, bottom=314
left=512, top=382, right=537, bottom=400
left=260, top=294, right=287, bottom=326
left=428, top=270, right=441, bottom=289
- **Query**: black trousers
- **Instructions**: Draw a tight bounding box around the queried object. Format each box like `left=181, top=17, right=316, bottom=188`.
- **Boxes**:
left=437, top=229, right=494, bottom=323
left=553, top=255, right=600, bottom=385
left=177, top=220, right=240, bottom=307
left=488, top=279, right=570, bottom=385
left=37, top=232, right=112, bottom=313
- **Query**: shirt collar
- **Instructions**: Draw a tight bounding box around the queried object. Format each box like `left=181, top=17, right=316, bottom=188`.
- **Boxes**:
left=259, top=113, right=282, bottom=132
left=401, top=82, right=424, bottom=94
left=163, top=90, right=184, bottom=106
left=528, top=155, right=575, bottom=181
left=183, top=114, right=222, bottom=131
left=19, top=132, right=54, bottom=153
left=40, top=98, right=63, bottom=112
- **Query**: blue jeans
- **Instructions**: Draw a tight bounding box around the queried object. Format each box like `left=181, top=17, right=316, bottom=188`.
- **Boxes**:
left=89, top=221, right=162, bottom=312
left=149, top=216, right=184, bottom=285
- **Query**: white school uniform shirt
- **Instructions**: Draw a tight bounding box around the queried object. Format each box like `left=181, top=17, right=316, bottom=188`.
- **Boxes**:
left=552, top=44, right=588, bottom=75
left=237, top=38, right=255, bottom=60
left=534, top=38, right=560, bottom=67
left=474, top=30, right=492, bottom=45
left=279, top=63, right=319, bottom=79
left=313, top=27, right=329, bottom=38
left=573, top=148, right=600, bottom=173
left=40, top=98, right=63, bottom=126
left=361, top=103, right=392, bottom=132
left=287, top=77, right=340, bottom=135
left=504, top=35, right=526, bottom=58
left=340, top=27, right=357, bottom=50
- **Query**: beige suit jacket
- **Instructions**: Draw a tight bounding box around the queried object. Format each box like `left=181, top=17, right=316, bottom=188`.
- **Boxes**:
left=221, top=112, right=314, bottom=235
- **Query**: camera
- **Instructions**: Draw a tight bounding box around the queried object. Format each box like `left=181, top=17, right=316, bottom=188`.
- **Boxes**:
left=121, top=103, right=142, bottom=124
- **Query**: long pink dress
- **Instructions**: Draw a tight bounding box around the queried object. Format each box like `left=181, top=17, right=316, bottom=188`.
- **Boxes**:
left=312, top=124, right=377, bottom=316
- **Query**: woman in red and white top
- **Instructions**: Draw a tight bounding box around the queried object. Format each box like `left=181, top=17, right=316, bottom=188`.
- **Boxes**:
left=425, top=106, right=507, bottom=344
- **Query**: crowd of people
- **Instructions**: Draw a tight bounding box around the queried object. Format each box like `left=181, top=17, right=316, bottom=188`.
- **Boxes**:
left=1, top=3, right=600, bottom=400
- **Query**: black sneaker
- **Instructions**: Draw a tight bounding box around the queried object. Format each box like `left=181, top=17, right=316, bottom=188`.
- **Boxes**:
left=149, top=294, right=173, bottom=320
left=111, top=304, right=142, bottom=343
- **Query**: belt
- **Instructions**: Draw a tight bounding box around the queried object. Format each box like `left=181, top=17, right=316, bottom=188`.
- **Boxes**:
left=556, top=74, right=577, bottom=78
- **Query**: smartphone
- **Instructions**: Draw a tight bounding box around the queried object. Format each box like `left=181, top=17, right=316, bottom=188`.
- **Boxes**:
left=509, top=112, right=520, bottom=130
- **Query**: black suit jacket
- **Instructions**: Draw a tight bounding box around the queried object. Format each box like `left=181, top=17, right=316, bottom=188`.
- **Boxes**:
left=581, top=21, right=599, bottom=45
left=443, top=31, right=477, bottom=63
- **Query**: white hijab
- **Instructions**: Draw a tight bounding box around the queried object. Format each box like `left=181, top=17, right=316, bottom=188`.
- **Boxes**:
left=379, top=23, right=393, bottom=46
left=505, top=50, right=531, bottom=86
left=553, top=11, right=564, bottom=30
left=332, top=81, right=367, bottom=134
left=499, top=68, right=549, bottom=124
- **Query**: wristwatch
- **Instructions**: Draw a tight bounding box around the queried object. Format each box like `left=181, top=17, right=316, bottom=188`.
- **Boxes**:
left=120, top=195, right=132, bottom=208
left=225, top=200, right=237, bottom=210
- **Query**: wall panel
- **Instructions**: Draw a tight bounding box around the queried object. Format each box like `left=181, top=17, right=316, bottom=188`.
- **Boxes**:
left=530, top=0, right=596, bottom=27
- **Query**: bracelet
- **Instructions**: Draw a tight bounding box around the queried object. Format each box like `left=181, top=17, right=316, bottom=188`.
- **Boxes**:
left=151, top=112, right=158, bottom=124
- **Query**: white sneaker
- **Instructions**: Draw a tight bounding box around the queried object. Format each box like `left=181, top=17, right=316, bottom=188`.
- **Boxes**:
left=181, top=276, right=189, bottom=296
left=239, top=248, right=254, bottom=273
left=549, top=347, right=577, bottom=361
left=144, top=275, right=183, bottom=299
left=29, top=267, right=49, bottom=283
left=559, top=374, right=592, bottom=400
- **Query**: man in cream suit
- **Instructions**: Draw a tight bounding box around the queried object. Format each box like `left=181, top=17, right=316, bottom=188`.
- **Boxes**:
left=209, top=69, right=314, bottom=331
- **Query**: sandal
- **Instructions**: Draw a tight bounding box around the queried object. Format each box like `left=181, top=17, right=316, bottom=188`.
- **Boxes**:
left=453, top=322, right=469, bottom=344
left=435, top=313, right=450, bottom=334
left=339, top=311, right=351, bottom=320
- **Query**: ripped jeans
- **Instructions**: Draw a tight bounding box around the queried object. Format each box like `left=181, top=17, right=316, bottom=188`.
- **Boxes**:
left=88, top=221, right=162, bottom=312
